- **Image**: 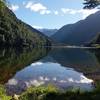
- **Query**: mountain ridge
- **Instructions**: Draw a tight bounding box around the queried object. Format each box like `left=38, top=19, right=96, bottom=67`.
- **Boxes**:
left=51, top=11, right=100, bottom=46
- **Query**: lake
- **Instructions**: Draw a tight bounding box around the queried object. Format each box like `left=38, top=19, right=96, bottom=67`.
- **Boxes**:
left=0, top=47, right=100, bottom=95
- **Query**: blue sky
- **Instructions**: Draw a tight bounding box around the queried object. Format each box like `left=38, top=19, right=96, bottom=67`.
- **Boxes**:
left=8, top=0, right=99, bottom=29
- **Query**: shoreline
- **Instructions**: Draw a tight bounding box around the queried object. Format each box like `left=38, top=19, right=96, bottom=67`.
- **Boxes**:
left=50, top=45, right=100, bottom=49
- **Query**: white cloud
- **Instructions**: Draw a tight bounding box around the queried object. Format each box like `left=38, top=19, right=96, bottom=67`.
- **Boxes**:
left=29, top=80, right=45, bottom=87
left=79, top=75, right=93, bottom=84
left=78, top=9, right=99, bottom=19
left=25, top=1, right=51, bottom=15
left=61, top=8, right=70, bottom=14
left=32, top=25, right=43, bottom=29
left=25, top=1, right=33, bottom=8
left=31, top=62, right=43, bottom=66
left=61, top=8, right=99, bottom=19
left=8, top=79, right=18, bottom=85
left=54, top=11, right=59, bottom=15
left=26, top=3, right=46, bottom=12
left=9, top=4, right=19, bottom=11
left=25, top=1, right=99, bottom=17
left=40, top=10, right=51, bottom=15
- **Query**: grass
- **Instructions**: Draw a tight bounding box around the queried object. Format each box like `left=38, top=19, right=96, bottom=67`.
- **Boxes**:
left=19, top=84, right=100, bottom=100
left=0, top=83, right=100, bottom=100
left=19, top=85, right=59, bottom=100
left=0, top=85, right=11, bottom=100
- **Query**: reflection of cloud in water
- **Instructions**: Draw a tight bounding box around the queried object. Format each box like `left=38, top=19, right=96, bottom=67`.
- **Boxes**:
left=8, top=79, right=18, bottom=85
left=6, top=62, right=93, bottom=95
left=31, top=62, right=43, bottom=66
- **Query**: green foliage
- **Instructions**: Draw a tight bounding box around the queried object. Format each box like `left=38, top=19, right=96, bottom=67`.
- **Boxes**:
left=0, top=3, right=50, bottom=47
left=19, top=84, right=100, bottom=100
left=84, top=0, right=100, bottom=9
left=0, top=0, right=5, bottom=8
left=19, top=85, right=58, bottom=100
left=1, top=84, right=100, bottom=100
left=0, top=85, right=11, bottom=100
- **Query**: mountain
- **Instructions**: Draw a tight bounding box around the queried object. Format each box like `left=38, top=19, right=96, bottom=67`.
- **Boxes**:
left=52, top=11, right=100, bottom=46
left=0, top=1, right=50, bottom=47
left=39, top=29, right=58, bottom=37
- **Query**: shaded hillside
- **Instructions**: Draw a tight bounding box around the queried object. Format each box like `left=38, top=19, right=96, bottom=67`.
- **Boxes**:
left=0, top=1, right=50, bottom=47
left=52, top=11, right=100, bottom=46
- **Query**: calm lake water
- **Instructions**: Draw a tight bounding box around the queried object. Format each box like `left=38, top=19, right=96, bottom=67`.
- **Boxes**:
left=0, top=47, right=100, bottom=95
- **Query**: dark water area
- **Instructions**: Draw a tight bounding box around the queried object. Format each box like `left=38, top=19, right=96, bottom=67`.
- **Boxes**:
left=0, top=47, right=100, bottom=95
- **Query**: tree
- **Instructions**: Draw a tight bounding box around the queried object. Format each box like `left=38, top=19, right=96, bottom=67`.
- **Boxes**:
left=0, top=0, right=6, bottom=3
left=0, top=0, right=6, bottom=8
left=84, top=0, right=100, bottom=9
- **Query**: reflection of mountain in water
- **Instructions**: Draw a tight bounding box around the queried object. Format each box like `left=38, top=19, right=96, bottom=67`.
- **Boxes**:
left=42, top=48, right=100, bottom=80
left=0, top=47, right=100, bottom=95
left=0, top=47, right=49, bottom=84
left=4, top=48, right=99, bottom=95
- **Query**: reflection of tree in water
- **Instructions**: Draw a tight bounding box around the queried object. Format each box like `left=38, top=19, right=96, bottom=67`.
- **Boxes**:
left=83, top=49, right=100, bottom=82
left=0, top=47, right=49, bottom=84
left=48, top=48, right=100, bottom=73
left=95, top=49, right=100, bottom=63
left=46, top=48, right=100, bottom=82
